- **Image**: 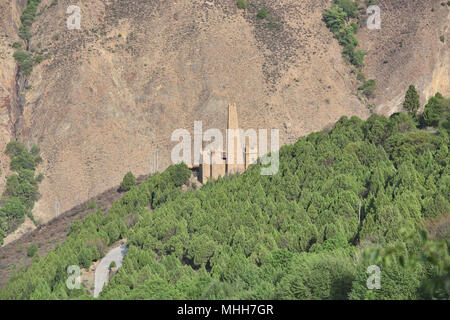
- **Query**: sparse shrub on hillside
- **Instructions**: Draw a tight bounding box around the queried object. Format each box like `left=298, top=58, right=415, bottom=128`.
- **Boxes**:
left=0, top=197, right=28, bottom=235
left=20, top=59, right=34, bottom=76
left=351, top=49, right=366, bottom=67
left=13, top=50, right=31, bottom=64
left=323, top=6, right=347, bottom=33
left=403, top=85, right=421, bottom=115
left=356, top=71, right=365, bottom=82
left=323, top=2, right=367, bottom=71
left=18, top=0, right=41, bottom=40
left=334, top=0, right=359, bottom=19
left=323, top=1, right=375, bottom=100
left=18, top=24, right=32, bottom=41
left=14, top=0, right=42, bottom=76
left=30, top=144, right=40, bottom=157
left=36, top=172, right=44, bottom=183
left=257, top=9, right=269, bottom=19
left=237, top=0, right=247, bottom=10
left=0, top=142, right=43, bottom=244
left=27, top=244, right=38, bottom=257
left=119, top=172, right=136, bottom=192
left=10, top=149, right=36, bottom=171
left=13, top=50, right=35, bottom=75
left=5, top=141, right=27, bottom=157
left=34, top=55, right=43, bottom=64
left=358, top=79, right=376, bottom=98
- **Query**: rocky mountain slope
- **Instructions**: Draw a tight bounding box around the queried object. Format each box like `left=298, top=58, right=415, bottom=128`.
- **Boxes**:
left=358, top=0, right=449, bottom=114
left=0, top=0, right=448, bottom=242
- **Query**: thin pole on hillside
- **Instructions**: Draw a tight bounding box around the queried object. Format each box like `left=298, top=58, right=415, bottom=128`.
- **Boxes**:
left=55, top=201, right=60, bottom=218
left=151, top=149, right=159, bottom=174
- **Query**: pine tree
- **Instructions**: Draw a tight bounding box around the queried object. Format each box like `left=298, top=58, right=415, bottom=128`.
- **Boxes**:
left=119, top=171, right=136, bottom=192
left=403, top=85, right=421, bottom=114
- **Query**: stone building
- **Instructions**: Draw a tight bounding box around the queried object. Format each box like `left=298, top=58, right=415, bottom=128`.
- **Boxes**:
left=199, top=104, right=258, bottom=184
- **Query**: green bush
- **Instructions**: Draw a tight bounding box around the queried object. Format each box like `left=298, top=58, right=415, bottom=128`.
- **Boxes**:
left=1, top=142, right=42, bottom=240
left=13, top=50, right=34, bottom=75
left=358, top=79, right=376, bottom=98
left=334, top=0, right=359, bottom=19
left=13, top=50, right=31, bottom=64
left=78, top=247, right=98, bottom=269
left=20, top=59, right=34, bottom=76
left=351, top=50, right=367, bottom=67
left=4, top=174, right=20, bottom=197
left=5, top=142, right=26, bottom=158
left=119, top=172, right=136, bottom=192
left=421, top=92, right=450, bottom=130
left=36, top=172, right=44, bottom=183
left=10, top=150, right=36, bottom=171
left=15, top=0, right=41, bottom=73
left=237, top=0, right=247, bottom=10
left=257, top=9, right=269, bottom=19
left=27, top=244, right=38, bottom=257
left=34, top=55, right=43, bottom=64
left=18, top=25, right=32, bottom=41
left=323, top=3, right=366, bottom=69
left=323, top=6, right=347, bottom=33
left=0, top=197, right=28, bottom=234
left=168, top=163, right=191, bottom=187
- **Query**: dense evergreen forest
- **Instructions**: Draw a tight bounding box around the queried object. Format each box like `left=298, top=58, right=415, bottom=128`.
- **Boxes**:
left=0, top=92, right=449, bottom=300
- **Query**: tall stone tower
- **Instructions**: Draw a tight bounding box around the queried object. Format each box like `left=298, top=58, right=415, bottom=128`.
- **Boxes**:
left=226, top=103, right=245, bottom=174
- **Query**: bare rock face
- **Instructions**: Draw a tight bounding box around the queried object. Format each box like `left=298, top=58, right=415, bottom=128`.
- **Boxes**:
left=0, top=0, right=447, bottom=229
left=0, top=0, right=27, bottom=194
left=359, top=0, right=450, bottom=114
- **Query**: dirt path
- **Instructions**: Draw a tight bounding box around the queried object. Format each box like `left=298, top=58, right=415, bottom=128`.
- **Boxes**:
left=94, top=244, right=128, bottom=298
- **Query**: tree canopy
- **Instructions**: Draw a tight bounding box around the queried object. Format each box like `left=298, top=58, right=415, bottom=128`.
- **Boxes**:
left=1, top=101, right=449, bottom=300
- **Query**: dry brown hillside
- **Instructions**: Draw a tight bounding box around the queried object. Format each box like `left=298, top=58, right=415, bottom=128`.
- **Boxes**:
left=0, top=0, right=448, bottom=242
left=0, top=0, right=27, bottom=208
left=358, top=0, right=449, bottom=114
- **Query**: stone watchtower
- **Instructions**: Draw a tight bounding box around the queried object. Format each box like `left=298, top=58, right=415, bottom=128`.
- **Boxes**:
left=200, top=103, right=253, bottom=184
left=226, top=103, right=245, bottom=174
